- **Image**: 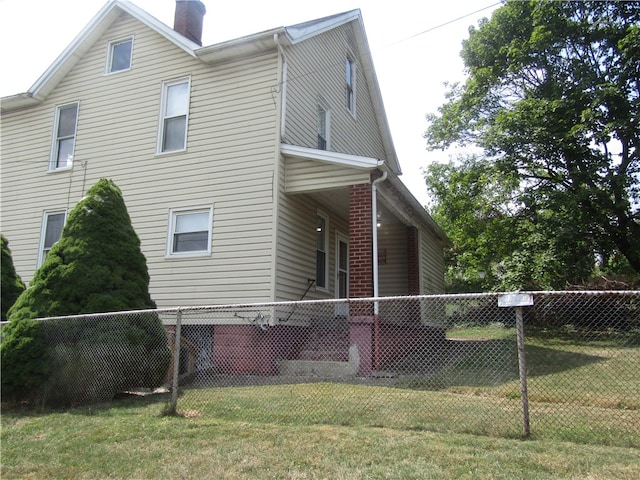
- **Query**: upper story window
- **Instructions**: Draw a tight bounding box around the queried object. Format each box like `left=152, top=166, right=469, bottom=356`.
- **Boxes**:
left=38, top=210, right=66, bottom=266
left=317, top=104, right=329, bottom=150
left=106, top=37, right=133, bottom=74
left=166, top=206, right=213, bottom=257
left=49, top=102, right=79, bottom=171
left=316, top=213, right=328, bottom=290
left=158, top=78, right=190, bottom=153
left=345, top=57, right=356, bottom=115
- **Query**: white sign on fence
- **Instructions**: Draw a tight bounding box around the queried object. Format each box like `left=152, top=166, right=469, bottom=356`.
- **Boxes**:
left=498, top=293, right=534, bottom=308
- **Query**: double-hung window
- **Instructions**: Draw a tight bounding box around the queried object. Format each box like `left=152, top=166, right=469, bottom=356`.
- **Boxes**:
left=38, top=211, right=66, bottom=266
left=158, top=78, right=190, bottom=153
left=50, top=103, right=79, bottom=171
left=317, top=104, right=329, bottom=150
left=167, top=206, right=213, bottom=256
left=316, top=213, right=328, bottom=290
left=106, top=37, right=133, bottom=74
left=345, top=57, right=356, bottom=115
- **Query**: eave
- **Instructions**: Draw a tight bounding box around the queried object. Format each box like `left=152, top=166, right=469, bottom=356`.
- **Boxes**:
left=281, top=144, right=384, bottom=170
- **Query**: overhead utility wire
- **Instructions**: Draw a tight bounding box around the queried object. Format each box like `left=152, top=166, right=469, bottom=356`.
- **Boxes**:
left=382, top=2, right=503, bottom=49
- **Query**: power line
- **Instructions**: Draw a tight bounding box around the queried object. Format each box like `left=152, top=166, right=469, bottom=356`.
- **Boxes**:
left=382, top=2, right=503, bottom=49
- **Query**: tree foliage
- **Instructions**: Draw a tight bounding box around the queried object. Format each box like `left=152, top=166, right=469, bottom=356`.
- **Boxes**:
left=426, top=156, right=601, bottom=292
left=426, top=0, right=640, bottom=277
left=1, top=234, right=25, bottom=321
left=3, top=179, right=169, bottom=406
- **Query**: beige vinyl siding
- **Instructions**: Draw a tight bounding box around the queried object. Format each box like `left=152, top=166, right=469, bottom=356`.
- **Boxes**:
left=0, top=13, right=280, bottom=308
left=285, top=158, right=370, bottom=193
left=419, top=226, right=446, bottom=295
left=283, top=23, right=387, bottom=160
left=377, top=220, right=409, bottom=296
left=274, top=190, right=349, bottom=302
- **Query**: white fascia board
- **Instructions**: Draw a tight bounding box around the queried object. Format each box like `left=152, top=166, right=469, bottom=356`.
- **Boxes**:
left=4, top=0, right=198, bottom=108
left=280, top=144, right=384, bottom=170
left=284, top=10, right=361, bottom=44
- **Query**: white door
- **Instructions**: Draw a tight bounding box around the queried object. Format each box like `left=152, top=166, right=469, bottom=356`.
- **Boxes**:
left=335, top=234, right=349, bottom=316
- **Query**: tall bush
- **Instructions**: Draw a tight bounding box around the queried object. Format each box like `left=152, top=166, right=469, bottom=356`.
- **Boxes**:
left=1, top=234, right=25, bottom=321
left=3, top=179, right=170, bottom=406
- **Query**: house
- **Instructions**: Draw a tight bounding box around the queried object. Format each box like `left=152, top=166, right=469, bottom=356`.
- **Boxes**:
left=0, top=0, right=450, bottom=376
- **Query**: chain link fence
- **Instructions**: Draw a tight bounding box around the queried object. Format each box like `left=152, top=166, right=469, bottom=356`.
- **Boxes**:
left=4, top=291, right=638, bottom=443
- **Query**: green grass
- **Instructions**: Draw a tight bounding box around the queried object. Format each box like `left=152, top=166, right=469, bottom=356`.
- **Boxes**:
left=2, top=395, right=639, bottom=479
left=2, top=325, right=639, bottom=478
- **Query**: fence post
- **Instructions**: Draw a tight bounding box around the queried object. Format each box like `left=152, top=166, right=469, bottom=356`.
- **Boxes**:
left=515, top=306, right=530, bottom=437
left=498, top=293, right=533, bottom=437
left=170, top=308, right=183, bottom=414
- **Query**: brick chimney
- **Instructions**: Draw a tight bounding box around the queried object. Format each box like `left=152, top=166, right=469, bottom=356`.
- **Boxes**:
left=174, top=0, right=206, bottom=46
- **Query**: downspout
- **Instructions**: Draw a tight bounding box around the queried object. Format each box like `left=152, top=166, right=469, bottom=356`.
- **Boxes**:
left=274, top=33, right=288, bottom=138
left=371, top=169, right=388, bottom=372
left=267, top=32, right=288, bottom=304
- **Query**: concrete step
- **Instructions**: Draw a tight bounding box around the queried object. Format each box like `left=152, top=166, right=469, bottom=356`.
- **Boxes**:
left=298, top=349, right=349, bottom=361
left=279, top=344, right=360, bottom=377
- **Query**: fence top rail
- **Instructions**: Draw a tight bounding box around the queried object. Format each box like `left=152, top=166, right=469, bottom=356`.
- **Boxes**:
left=0, top=290, right=637, bottom=325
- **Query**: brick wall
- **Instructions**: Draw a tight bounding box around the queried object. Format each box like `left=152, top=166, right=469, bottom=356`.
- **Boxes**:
left=349, top=183, right=374, bottom=315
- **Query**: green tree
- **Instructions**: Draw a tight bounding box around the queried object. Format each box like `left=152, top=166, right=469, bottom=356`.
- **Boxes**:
left=426, top=0, right=640, bottom=275
left=1, top=234, right=25, bottom=321
left=425, top=156, right=596, bottom=291
left=3, top=179, right=169, bottom=405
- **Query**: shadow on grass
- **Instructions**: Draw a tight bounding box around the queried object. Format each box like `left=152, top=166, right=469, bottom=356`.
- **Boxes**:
left=1, top=389, right=172, bottom=417
left=391, top=338, right=605, bottom=390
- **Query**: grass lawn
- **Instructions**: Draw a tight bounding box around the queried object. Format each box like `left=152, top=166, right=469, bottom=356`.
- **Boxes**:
left=2, top=394, right=639, bottom=480
left=2, top=325, right=638, bottom=479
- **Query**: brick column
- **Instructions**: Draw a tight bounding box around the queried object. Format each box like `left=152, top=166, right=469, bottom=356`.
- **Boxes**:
left=406, top=225, right=421, bottom=323
left=349, top=183, right=374, bottom=314
left=407, top=226, right=420, bottom=295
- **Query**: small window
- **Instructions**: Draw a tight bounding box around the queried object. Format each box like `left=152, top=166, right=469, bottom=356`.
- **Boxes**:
left=317, top=104, right=329, bottom=150
left=38, top=211, right=66, bottom=266
left=106, top=37, right=133, bottom=73
left=167, top=207, right=213, bottom=256
left=158, top=78, right=190, bottom=153
left=316, top=213, right=328, bottom=290
left=50, top=103, right=79, bottom=171
left=345, top=57, right=356, bottom=114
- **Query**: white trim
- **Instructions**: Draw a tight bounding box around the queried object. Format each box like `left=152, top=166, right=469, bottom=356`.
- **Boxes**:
left=105, top=35, right=134, bottom=75
left=37, top=210, right=67, bottom=267
left=280, top=144, right=383, bottom=170
left=335, top=232, right=349, bottom=316
left=156, top=77, right=191, bottom=154
left=165, top=205, right=213, bottom=258
left=49, top=102, right=79, bottom=172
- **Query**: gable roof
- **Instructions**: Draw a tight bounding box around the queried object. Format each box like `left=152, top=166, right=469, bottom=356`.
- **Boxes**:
left=0, top=0, right=399, bottom=174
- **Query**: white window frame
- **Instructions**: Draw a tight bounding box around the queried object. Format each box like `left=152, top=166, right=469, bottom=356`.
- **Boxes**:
left=315, top=211, right=329, bottom=291
left=38, top=210, right=66, bottom=267
left=106, top=36, right=134, bottom=74
left=345, top=56, right=357, bottom=116
left=49, top=102, right=79, bottom=171
left=317, top=102, right=330, bottom=150
left=166, top=206, right=213, bottom=258
left=157, top=77, right=191, bottom=154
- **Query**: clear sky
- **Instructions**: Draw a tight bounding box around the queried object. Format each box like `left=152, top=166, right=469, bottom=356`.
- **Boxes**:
left=0, top=0, right=500, bottom=206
